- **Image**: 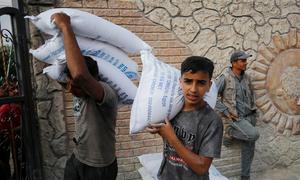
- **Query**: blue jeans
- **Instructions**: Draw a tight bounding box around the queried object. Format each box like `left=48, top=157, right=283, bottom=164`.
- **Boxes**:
left=229, top=114, right=259, bottom=177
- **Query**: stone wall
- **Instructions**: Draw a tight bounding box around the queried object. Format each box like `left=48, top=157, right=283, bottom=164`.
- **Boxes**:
left=30, top=0, right=300, bottom=179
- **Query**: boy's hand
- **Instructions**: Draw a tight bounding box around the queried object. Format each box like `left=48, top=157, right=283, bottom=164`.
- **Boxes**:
left=146, top=123, right=163, bottom=134
left=51, top=13, right=71, bottom=31
left=146, top=119, right=176, bottom=141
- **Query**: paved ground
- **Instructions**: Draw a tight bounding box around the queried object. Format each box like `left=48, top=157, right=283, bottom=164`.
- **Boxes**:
left=229, top=166, right=300, bottom=180
left=138, top=156, right=300, bottom=180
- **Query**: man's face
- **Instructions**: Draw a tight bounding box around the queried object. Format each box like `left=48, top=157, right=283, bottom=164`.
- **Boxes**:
left=180, top=70, right=211, bottom=109
left=232, top=59, right=247, bottom=71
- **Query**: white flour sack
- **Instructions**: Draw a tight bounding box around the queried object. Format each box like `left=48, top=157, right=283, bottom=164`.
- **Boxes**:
left=43, top=60, right=137, bottom=105
left=25, top=8, right=151, bottom=54
left=130, top=50, right=218, bottom=134
left=43, top=64, right=67, bottom=83
left=29, top=36, right=139, bottom=80
left=29, top=35, right=64, bottom=64
left=97, top=60, right=137, bottom=105
left=30, top=35, right=139, bottom=80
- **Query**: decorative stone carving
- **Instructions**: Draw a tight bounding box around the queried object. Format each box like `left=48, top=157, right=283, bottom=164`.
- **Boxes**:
left=220, top=13, right=236, bottom=25
left=37, top=101, right=51, bottom=119
left=243, top=31, right=259, bottom=50
left=49, top=92, right=66, bottom=138
left=33, top=60, right=46, bottom=75
left=48, top=80, right=63, bottom=92
left=275, top=0, right=300, bottom=17
left=188, top=29, right=216, bottom=56
left=146, top=8, right=171, bottom=29
left=233, top=17, right=256, bottom=36
left=269, top=18, right=290, bottom=34
left=41, top=139, right=57, bottom=166
left=141, top=0, right=179, bottom=16
left=39, top=119, right=55, bottom=141
left=216, top=25, right=243, bottom=49
left=193, top=9, right=221, bottom=30
left=172, top=0, right=202, bottom=16
left=254, top=0, right=280, bottom=20
left=36, top=74, right=49, bottom=99
left=281, top=67, right=300, bottom=104
left=172, top=17, right=199, bottom=43
left=205, top=47, right=234, bottom=77
left=287, top=14, right=300, bottom=29
left=51, top=136, right=68, bottom=156
left=229, top=2, right=265, bottom=25
left=251, top=31, right=300, bottom=134
left=136, top=0, right=144, bottom=11
left=202, top=0, right=231, bottom=13
left=256, top=23, right=272, bottom=45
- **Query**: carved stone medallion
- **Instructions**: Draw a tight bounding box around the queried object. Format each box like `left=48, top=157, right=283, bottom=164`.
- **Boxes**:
left=251, top=30, right=300, bottom=135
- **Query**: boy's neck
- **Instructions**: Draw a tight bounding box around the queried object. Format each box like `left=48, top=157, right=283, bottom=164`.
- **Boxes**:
left=182, top=100, right=206, bottom=112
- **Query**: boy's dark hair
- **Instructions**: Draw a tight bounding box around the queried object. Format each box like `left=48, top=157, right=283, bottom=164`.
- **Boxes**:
left=64, top=56, right=99, bottom=79
left=181, top=56, right=214, bottom=79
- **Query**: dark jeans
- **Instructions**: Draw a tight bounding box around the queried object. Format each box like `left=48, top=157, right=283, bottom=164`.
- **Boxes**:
left=229, top=114, right=259, bottom=177
left=64, top=154, right=118, bottom=180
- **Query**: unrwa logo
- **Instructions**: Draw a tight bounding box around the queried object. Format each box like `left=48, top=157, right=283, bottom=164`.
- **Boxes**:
left=125, top=71, right=138, bottom=80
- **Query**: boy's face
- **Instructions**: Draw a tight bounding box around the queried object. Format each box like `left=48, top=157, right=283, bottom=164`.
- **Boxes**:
left=180, top=70, right=211, bottom=110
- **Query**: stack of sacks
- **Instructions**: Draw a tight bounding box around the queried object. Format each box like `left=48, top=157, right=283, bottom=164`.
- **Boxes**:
left=28, top=8, right=219, bottom=134
left=130, top=50, right=218, bottom=133
left=27, top=8, right=151, bottom=105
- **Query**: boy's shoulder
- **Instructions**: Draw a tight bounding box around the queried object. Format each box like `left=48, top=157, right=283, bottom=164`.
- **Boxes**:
left=177, top=104, right=222, bottom=126
left=199, top=104, right=223, bottom=125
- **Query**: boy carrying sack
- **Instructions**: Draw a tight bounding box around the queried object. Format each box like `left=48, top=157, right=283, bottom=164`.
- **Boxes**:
left=147, top=56, right=223, bottom=180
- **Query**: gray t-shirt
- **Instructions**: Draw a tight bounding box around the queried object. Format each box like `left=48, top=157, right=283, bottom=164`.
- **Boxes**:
left=73, top=82, right=118, bottom=167
left=159, top=104, right=223, bottom=180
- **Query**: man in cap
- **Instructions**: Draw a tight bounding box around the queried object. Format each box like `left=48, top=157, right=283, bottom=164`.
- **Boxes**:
left=215, top=50, right=260, bottom=180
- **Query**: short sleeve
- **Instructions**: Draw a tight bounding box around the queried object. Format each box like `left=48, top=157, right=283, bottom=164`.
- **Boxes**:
left=215, top=74, right=229, bottom=114
left=96, top=82, right=118, bottom=107
left=198, top=114, right=223, bottom=158
left=215, top=74, right=225, bottom=94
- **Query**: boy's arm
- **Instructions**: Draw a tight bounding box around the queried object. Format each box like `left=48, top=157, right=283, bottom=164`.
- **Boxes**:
left=51, top=13, right=104, bottom=101
left=147, top=120, right=212, bottom=176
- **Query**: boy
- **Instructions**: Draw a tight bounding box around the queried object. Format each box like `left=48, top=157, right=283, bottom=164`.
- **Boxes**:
left=51, top=13, right=118, bottom=180
left=147, top=56, right=223, bottom=180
